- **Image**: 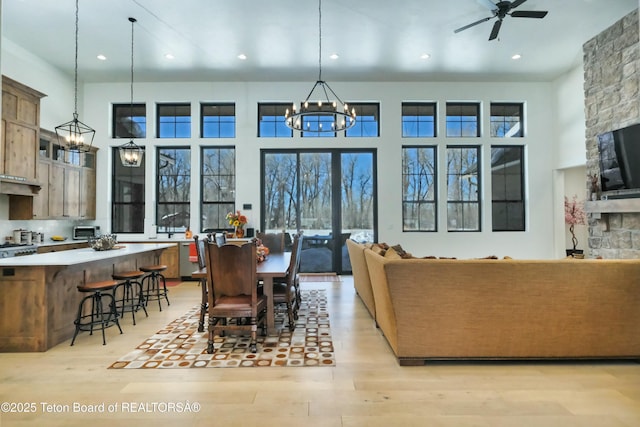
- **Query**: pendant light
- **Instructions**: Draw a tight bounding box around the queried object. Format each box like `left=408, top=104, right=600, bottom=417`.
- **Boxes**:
left=284, top=0, right=356, bottom=133
left=55, top=0, right=95, bottom=153
left=118, top=17, right=144, bottom=167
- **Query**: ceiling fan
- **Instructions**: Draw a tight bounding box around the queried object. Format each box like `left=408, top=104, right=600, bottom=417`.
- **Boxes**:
left=454, top=0, right=548, bottom=41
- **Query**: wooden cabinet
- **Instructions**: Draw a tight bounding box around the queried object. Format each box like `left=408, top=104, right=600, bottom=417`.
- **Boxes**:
left=1, top=76, right=45, bottom=181
left=34, top=129, right=97, bottom=220
left=159, top=243, right=180, bottom=279
left=36, top=242, right=88, bottom=253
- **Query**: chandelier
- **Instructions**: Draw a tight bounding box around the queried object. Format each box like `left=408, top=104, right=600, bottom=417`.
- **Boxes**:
left=284, top=0, right=356, bottom=133
left=55, top=0, right=95, bottom=153
left=118, top=17, right=144, bottom=167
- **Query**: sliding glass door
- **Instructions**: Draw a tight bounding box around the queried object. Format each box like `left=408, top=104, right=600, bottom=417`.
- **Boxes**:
left=262, top=149, right=376, bottom=274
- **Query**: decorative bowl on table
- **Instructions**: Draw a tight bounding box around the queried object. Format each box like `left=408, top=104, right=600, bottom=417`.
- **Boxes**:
left=88, top=234, right=118, bottom=251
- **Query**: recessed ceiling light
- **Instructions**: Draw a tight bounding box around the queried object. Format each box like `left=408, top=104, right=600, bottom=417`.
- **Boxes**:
left=97, top=54, right=107, bottom=61
left=420, top=53, right=431, bottom=60
left=238, top=53, right=247, bottom=60
left=330, top=53, right=339, bottom=60
left=164, top=53, right=175, bottom=60
left=512, top=54, right=522, bottom=60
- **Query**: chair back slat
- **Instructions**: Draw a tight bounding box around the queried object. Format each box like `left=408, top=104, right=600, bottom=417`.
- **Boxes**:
left=256, top=231, right=286, bottom=253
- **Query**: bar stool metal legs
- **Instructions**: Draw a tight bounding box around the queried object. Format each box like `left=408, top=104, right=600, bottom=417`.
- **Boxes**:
left=112, top=270, right=148, bottom=325
left=140, top=265, right=170, bottom=311
left=71, top=280, right=123, bottom=346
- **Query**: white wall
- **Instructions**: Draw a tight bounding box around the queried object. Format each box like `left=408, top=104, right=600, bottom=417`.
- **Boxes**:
left=82, top=79, right=561, bottom=259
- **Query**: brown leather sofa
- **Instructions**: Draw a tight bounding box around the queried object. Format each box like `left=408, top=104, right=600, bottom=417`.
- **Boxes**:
left=348, top=241, right=640, bottom=365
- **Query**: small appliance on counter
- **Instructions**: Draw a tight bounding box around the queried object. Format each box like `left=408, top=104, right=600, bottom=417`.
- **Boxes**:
left=73, top=225, right=101, bottom=240
left=11, top=229, right=43, bottom=245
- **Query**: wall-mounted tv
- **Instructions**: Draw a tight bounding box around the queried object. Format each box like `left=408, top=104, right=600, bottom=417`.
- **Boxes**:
left=598, top=123, right=640, bottom=196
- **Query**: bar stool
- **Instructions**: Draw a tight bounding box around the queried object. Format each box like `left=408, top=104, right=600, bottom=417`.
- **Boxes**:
left=140, top=264, right=170, bottom=311
left=112, top=270, right=148, bottom=325
left=70, top=280, right=123, bottom=346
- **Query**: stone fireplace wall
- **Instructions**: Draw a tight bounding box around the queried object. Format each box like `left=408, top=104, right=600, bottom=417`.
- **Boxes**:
left=583, top=9, right=640, bottom=259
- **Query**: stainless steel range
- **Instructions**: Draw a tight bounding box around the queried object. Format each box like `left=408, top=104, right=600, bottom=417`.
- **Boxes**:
left=0, top=243, right=37, bottom=258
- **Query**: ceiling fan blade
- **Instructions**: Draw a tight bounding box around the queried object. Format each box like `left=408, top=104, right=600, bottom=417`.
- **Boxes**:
left=511, top=10, right=548, bottom=18
left=477, top=0, right=498, bottom=11
left=510, top=0, right=528, bottom=8
left=454, top=16, right=493, bottom=34
left=489, top=19, right=502, bottom=40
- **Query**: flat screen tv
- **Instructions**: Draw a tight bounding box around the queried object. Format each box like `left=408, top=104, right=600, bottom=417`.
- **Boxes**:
left=598, top=123, right=640, bottom=195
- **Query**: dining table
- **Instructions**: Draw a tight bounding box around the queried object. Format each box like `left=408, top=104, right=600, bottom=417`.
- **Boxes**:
left=192, top=251, right=291, bottom=336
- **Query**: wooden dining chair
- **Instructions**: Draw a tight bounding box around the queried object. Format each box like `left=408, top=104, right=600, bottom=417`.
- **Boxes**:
left=272, top=230, right=304, bottom=331
left=204, top=238, right=267, bottom=354
left=256, top=231, right=286, bottom=253
left=193, top=234, right=208, bottom=332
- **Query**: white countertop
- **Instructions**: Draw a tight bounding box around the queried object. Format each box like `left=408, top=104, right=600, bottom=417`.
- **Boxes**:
left=0, top=243, right=175, bottom=267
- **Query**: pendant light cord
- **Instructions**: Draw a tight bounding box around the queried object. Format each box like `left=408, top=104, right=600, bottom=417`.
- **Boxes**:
left=318, top=0, right=322, bottom=82
left=73, top=0, right=79, bottom=117
left=129, top=17, right=137, bottom=137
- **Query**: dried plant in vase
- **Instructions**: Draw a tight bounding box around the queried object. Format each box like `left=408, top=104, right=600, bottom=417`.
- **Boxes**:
left=564, top=195, right=586, bottom=255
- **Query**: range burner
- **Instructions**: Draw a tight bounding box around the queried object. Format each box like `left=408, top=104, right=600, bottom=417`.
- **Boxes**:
left=0, top=243, right=37, bottom=258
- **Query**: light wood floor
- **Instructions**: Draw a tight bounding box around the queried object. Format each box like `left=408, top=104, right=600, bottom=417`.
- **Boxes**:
left=1, top=277, right=639, bottom=426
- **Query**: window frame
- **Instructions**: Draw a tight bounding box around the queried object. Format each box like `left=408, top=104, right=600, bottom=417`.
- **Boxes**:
left=491, top=145, right=526, bottom=231
left=446, top=102, right=481, bottom=138
left=446, top=145, right=481, bottom=232
left=490, top=102, right=524, bottom=138
left=258, top=103, right=293, bottom=138
left=200, top=103, right=236, bottom=138
left=402, top=102, right=437, bottom=138
left=156, top=146, right=191, bottom=233
left=345, top=102, right=380, bottom=138
left=402, top=145, right=438, bottom=232
left=200, top=146, right=236, bottom=232
left=156, top=103, right=191, bottom=138
left=111, top=146, right=146, bottom=233
left=112, top=103, right=146, bottom=139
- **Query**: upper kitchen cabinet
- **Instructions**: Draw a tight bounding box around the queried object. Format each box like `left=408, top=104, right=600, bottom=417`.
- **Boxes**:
left=1, top=76, right=45, bottom=182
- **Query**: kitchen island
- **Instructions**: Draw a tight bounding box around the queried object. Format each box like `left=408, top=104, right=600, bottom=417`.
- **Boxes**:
left=0, top=243, right=175, bottom=352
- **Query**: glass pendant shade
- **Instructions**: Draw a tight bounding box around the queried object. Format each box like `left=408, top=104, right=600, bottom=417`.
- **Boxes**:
left=119, top=140, right=144, bottom=167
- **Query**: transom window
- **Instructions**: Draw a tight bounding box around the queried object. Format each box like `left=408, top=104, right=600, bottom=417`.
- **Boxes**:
left=490, top=103, right=524, bottom=137
left=201, top=147, right=236, bottom=231
left=402, top=102, right=436, bottom=137
left=201, top=103, right=236, bottom=138
left=156, top=147, right=191, bottom=233
left=157, top=103, right=191, bottom=138
left=447, top=146, right=481, bottom=231
left=112, top=103, right=146, bottom=138
left=446, top=102, right=480, bottom=137
left=258, top=103, right=292, bottom=138
left=491, top=145, right=525, bottom=231
left=402, top=146, right=437, bottom=231
left=300, top=104, right=337, bottom=138
left=345, top=103, right=380, bottom=137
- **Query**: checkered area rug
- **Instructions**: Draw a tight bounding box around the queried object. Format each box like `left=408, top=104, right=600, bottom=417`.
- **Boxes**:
left=108, top=289, right=334, bottom=368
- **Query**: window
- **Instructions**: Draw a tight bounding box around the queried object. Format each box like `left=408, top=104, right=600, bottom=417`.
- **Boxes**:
left=402, top=102, right=436, bottom=137
left=156, top=147, right=191, bottom=232
left=113, top=103, right=146, bottom=138
left=201, top=103, right=235, bottom=138
left=157, top=103, right=191, bottom=138
left=300, top=104, right=337, bottom=138
left=447, top=146, right=480, bottom=231
left=201, top=147, right=236, bottom=231
left=111, top=147, right=145, bottom=233
left=346, top=103, right=380, bottom=137
left=491, top=145, right=525, bottom=231
left=402, top=146, right=437, bottom=231
left=490, top=103, right=524, bottom=137
left=258, top=103, right=292, bottom=137
left=446, top=102, right=480, bottom=137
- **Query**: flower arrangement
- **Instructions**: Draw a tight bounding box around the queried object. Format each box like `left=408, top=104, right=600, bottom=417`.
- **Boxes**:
left=564, top=195, right=587, bottom=251
left=226, top=210, right=248, bottom=237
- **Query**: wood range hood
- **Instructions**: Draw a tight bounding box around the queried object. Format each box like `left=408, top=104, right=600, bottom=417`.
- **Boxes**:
left=0, top=175, right=41, bottom=197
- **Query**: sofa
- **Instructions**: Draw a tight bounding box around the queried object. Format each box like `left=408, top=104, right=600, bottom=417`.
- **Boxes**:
left=346, top=239, right=376, bottom=319
left=348, top=241, right=640, bottom=365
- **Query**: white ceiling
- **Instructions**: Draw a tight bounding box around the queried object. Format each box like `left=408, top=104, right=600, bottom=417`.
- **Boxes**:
left=2, top=0, right=638, bottom=83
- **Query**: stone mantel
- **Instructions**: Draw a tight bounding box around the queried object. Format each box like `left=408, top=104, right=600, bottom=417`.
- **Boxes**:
left=584, top=199, right=640, bottom=214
